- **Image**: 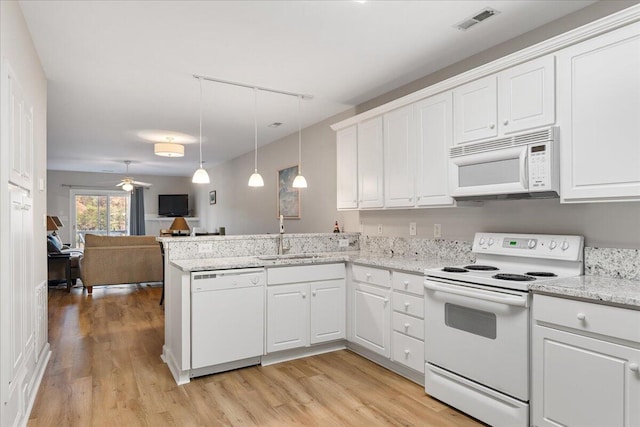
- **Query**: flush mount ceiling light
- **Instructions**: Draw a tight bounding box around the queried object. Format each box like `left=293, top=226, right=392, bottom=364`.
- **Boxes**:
left=154, top=136, right=185, bottom=157
left=292, top=95, right=307, bottom=189
left=192, top=77, right=210, bottom=184
left=248, top=87, right=264, bottom=187
left=455, top=7, right=500, bottom=31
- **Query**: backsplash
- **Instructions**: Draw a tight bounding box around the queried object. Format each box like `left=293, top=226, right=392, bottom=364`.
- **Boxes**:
left=585, top=247, right=640, bottom=281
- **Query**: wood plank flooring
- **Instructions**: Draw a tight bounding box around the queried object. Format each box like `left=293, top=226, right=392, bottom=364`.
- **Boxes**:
left=29, top=283, right=484, bottom=426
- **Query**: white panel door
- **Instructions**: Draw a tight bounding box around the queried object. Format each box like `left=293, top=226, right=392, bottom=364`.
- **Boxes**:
left=498, top=55, right=555, bottom=134
left=267, top=284, right=309, bottom=353
left=384, top=104, right=416, bottom=207
left=415, top=92, right=455, bottom=207
left=336, top=125, right=358, bottom=210
left=453, top=75, right=498, bottom=144
left=532, top=325, right=640, bottom=427
left=357, top=117, right=384, bottom=208
left=558, top=22, right=640, bottom=202
left=352, top=283, right=390, bottom=357
left=309, top=280, right=345, bottom=344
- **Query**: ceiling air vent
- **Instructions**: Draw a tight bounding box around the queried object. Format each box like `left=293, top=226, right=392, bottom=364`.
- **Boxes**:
left=455, top=7, right=500, bottom=31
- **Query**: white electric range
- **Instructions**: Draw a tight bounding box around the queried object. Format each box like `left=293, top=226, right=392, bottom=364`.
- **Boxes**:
left=423, top=232, right=584, bottom=427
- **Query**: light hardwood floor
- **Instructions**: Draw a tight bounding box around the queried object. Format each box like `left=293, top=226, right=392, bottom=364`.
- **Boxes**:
left=29, top=283, right=484, bottom=426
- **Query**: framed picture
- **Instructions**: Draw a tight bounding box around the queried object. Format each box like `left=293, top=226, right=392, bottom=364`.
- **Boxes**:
left=209, top=190, right=216, bottom=205
left=277, top=165, right=300, bottom=219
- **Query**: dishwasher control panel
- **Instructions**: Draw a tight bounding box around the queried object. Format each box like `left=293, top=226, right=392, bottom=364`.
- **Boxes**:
left=191, top=268, right=265, bottom=292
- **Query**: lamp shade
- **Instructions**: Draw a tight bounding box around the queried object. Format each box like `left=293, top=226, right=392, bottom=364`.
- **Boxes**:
left=51, top=216, right=63, bottom=227
left=154, top=142, right=185, bottom=157
left=292, top=174, right=307, bottom=188
left=248, top=171, right=264, bottom=187
left=169, top=217, right=190, bottom=233
left=192, top=167, right=210, bottom=184
left=122, top=182, right=134, bottom=192
left=46, top=216, right=58, bottom=231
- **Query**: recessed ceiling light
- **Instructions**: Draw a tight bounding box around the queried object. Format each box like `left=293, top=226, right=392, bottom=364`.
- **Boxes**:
left=268, top=122, right=283, bottom=128
left=455, top=7, right=500, bottom=31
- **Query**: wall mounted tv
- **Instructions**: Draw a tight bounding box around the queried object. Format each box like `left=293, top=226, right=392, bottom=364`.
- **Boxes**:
left=158, top=194, right=189, bottom=217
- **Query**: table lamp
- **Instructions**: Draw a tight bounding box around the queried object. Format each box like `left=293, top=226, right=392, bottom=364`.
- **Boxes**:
left=46, top=216, right=58, bottom=232
left=169, top=217, right=190, bottom=236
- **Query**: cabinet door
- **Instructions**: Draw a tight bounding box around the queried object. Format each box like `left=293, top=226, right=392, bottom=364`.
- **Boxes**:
left=8, top=71, right=24, bottom=186
left=336, top=125, right=358, bottom=210
left=352, top=283, right=390, bottom=357
left=383, top=105, right=416, bottom=207
left=357, top=117, right=384, bottom=208
left=267, top=284, right=308, bottom=353
left=309, top=279, right=345, bottom=344
left=498, top=55, right=555, bottom=134
left=415, top=92, right=455, bottom=207
left=532, top=325, right=640, bottom=427
left=558, top=22, right=640, bottom=202
left=453, top=75, right=497, bottom=144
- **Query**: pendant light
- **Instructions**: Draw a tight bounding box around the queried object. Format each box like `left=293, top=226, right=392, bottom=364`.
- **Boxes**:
left=292, top=95, right=308, bottom=188
left=154, top=136, right=185, bottom=157
left=192, top=77, right=210, bottom=184
left=248, top=87, right=264, bottom=187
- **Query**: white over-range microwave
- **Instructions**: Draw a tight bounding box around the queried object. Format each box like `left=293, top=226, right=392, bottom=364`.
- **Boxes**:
left=449, top=127, right=558, bottom=200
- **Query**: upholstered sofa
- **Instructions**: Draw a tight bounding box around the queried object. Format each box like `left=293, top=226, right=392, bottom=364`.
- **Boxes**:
left=80, top=234, right=163, bottom=294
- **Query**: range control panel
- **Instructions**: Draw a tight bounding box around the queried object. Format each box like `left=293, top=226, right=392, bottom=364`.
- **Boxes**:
left=472, top=233, right=584, bottom=261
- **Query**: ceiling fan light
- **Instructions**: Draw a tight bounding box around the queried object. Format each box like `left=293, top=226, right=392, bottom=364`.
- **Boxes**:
left=122, top=182, right=134, bottom=192
left=192, top=167, right=210, bottom=184
left=154, top=142, right=185, bottom=157
left=292, top=174, right=307, bottom=188
left=248, top=171, right=264, bottom=187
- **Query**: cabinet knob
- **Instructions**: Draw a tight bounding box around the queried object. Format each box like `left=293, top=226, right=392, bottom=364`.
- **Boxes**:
left=417, top=196, right=421, bottom=201
left=404, top=349, right=410, bottom=357
left=576, top=312, right=586, bottom=321
left=503, top=120, right=509, bottom=126
left=629, top=363, right=639, bottom=372
left=301, top=292, right=306, bottom=298
left=489, top=123, right=495, bottom=129
left=408, top=197, right=412, bottom=202
left=383, top=298, right=389, bottom=305
left=404, top=281, right=409, bottom=288
left=312, top=291, right=317, bottom=297
left=404, top=323, right=410, bottom=330
left=366, top=273, right=372, bottom=279
left=404, top=302, right=410, bottom=309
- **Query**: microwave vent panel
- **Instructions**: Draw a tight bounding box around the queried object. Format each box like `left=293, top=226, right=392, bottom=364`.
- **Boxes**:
left=450, top=127, right=555, bottom=158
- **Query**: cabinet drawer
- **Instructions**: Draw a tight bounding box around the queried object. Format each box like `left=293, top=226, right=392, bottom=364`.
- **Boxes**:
left=393, top=311, right=424, bottom=340
left=392, top=271, right=424, bottom=296
left=533, top=294, right=640, bottom=343
left=392, top=331, right=425, bottom=373
left=352, top=265, right=391, bottom=288
left=392, top=292, right=424, bottom=319
left=268, top=263, right=345, bottom=285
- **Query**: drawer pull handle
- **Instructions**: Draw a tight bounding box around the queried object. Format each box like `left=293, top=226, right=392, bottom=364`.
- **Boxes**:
left=404, top=323, right=410, bottom=330
left=366, top=273, right=372, bottom=279
left=403, top=281, right=409, bottom=288
left=404, top=302, right=410, bottom=309
left=404, top=349, right=410, bottom=357
left=301, top=292, right=306, bottom=299
left=576, top=312, right=586, bottom=321
left=629, top=363, right=639, bottom=372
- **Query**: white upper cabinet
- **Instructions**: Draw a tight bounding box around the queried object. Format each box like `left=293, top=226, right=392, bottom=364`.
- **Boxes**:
left=558, top=22, right=640, bottom=203
left=454, top=56, right=555, bottom=145
left=336, top=126, right=358, bottom=210
left=453, top=75, right=498, bottom=144
left=7, top=69, right=33, bottom=190
left=357, top=117, right=384, bottom=208
left=415, top=92, right=455, bottom=207
left=384, top=105, right=416, bottom=207
left=498, top=55, right=555, bottom=135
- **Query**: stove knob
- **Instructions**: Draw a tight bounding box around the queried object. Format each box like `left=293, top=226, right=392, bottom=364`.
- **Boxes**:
left=549, top=240, right=557, bottom=250
left=479, top=237, right=486, bottom=245
left=561, top=241, right=570, bottom=251
left=528, top=239, right=537, bottom=249
left=488, top=238, right=494, bottom=246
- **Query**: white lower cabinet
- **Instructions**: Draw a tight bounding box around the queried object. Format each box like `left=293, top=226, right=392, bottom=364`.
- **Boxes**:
left=532, top=294, right=640, bottom=427
left=391, top=272, right=424, bottom=373
left=352, top=282, right=391, bottom=357
left=266, top=264, right=345, bottom=354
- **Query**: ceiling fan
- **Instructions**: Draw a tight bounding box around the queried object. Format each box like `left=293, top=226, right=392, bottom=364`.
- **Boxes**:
left=117, top=161, right=151, bottom=191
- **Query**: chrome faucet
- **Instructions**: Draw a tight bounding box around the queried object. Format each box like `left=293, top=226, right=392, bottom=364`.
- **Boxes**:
left=278, top=215, right=286, bottom=255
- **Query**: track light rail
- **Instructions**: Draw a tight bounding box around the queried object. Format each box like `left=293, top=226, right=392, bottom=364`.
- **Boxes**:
left=193, top=74, right=313, bottom=100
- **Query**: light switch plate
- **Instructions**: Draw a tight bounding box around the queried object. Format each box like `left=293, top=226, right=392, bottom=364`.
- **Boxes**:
left=377, top=224, right=383, bottom=234
left=409, top=222, right=417, bottom=236
left=434, top=224, right=442, bottom=238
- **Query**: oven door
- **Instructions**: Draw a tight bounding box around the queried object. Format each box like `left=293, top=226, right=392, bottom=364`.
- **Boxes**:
left=424, top=278, right=529, bottom=401
left=449, top=145, right=529, bottom=198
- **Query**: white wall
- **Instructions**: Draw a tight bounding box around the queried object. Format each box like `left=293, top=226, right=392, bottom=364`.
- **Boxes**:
left=47, top=170, right=196, bottom=242
left=195, top=1, right=640, bottom=249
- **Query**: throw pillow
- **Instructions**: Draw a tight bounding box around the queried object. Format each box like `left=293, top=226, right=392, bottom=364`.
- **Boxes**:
left=47, top=236, right=61, bottom=254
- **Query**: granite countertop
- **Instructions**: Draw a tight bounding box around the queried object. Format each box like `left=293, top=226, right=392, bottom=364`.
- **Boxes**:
left=170, top=251, right=467, bottom=275
left=530, top=276, right=640, bottom=308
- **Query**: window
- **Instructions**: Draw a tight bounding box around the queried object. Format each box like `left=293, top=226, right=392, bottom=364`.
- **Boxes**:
left=71, top=189, right=130, bottom=247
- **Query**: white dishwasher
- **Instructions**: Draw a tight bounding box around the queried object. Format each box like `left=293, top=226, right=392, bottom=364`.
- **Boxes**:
left=191, top=268, right=265, bottom=376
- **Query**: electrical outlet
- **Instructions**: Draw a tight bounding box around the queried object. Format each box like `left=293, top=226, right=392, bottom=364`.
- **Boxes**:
left=409, top=222, right=417, bottom=236
left=434, top=224, right=442, bottom=239
left=339, top=239, right=349, bottom=248
left=198, top=243, right=213, bottom=253
left=377, top=224, right=383, bottom=234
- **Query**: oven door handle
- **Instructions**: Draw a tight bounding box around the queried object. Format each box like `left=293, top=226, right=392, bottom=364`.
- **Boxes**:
left=424, top=280, right=529, bottom=307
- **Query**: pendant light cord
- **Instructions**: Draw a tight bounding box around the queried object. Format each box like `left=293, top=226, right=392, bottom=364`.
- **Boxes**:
left=298, top=95, right=302, bottom=174
left=198, top=77, right=203, bottom=168
left=254, top=87, right=258, bottom=172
